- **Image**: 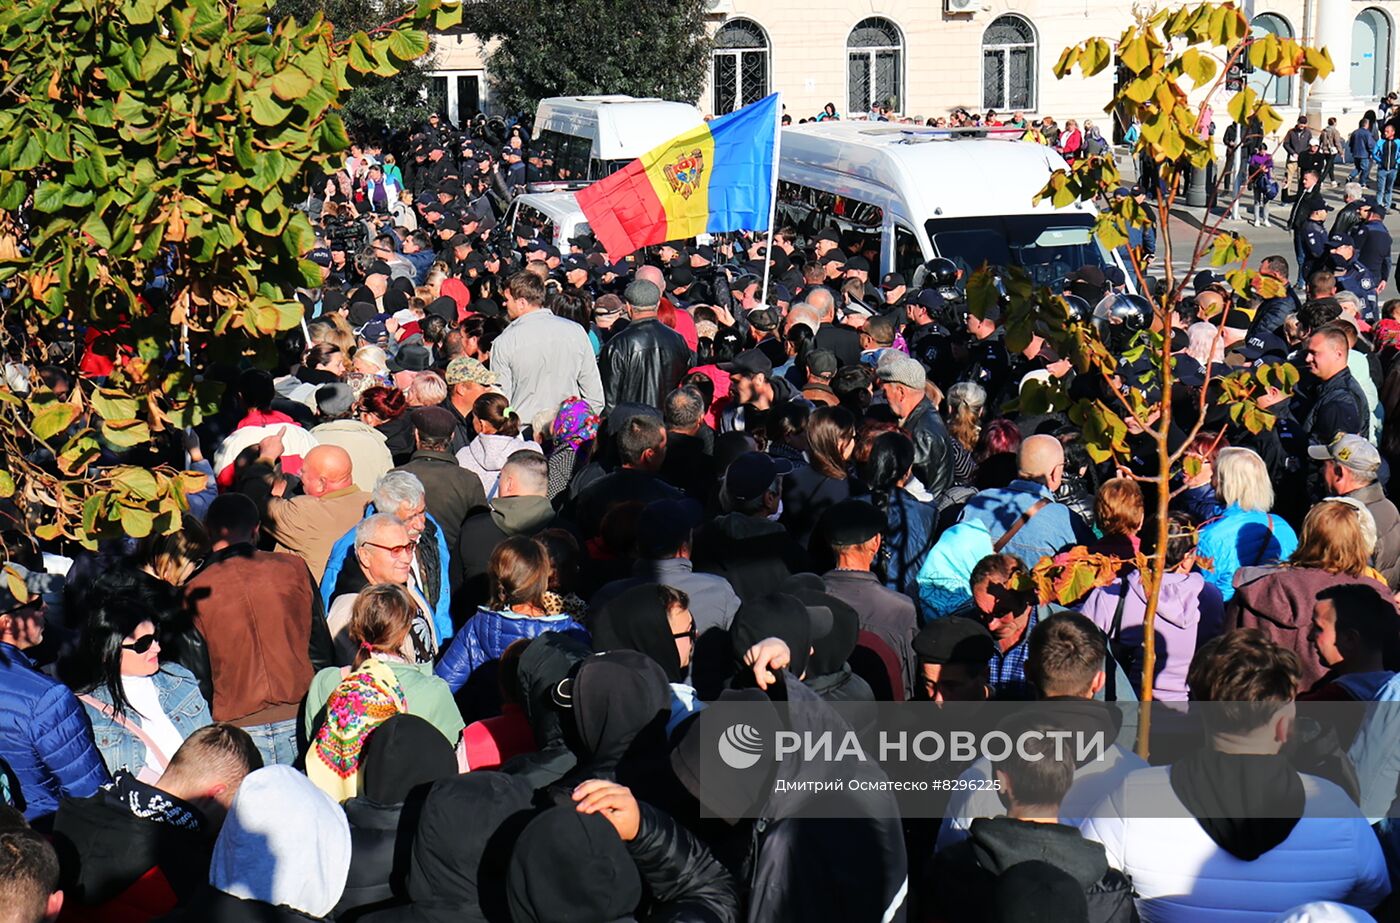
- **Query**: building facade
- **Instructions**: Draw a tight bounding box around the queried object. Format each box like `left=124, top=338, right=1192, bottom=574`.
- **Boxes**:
left=430, top=0, right=1397, bottom=134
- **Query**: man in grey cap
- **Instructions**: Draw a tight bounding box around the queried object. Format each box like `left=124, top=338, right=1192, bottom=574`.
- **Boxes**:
left=308, top=383, right=393, bottom=492
left=877, top=351, right=956, bottom=499
left=1311, top=434, right=1400, bottom=584
left=597, top=278, right=692, bottom=412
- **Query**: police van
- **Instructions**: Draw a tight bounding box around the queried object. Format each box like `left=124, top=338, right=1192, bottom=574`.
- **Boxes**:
left=531, top=95, right=705, bottom=186
left=502, top=191, right=591, bottom=251
left=777, top=121, right=1131, bottom=291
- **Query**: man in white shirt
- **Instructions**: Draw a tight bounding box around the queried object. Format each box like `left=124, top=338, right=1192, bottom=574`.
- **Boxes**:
left=489, top=270, right=604, bottom=424
left=1080, top=630, right=1388, bottom=922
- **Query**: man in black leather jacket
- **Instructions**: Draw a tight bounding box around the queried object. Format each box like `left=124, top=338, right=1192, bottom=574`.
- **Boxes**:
left=877, top=352, right=956, bottom=499
left=598, top=279, right=693, bottom=412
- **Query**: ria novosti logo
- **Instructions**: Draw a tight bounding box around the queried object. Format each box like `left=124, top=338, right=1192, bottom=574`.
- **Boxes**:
left=718, top=723, right=765, bottom=769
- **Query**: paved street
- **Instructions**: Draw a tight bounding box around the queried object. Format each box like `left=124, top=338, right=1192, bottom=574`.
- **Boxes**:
left=1119, top=155, right=1400, bottom=296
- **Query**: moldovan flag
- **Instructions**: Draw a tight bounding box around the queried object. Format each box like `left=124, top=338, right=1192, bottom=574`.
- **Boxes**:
left=575, top=93, right=780, bottom=260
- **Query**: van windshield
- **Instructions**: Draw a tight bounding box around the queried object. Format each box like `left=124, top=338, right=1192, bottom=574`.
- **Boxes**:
left=924, top=215, right=1111, bottom=290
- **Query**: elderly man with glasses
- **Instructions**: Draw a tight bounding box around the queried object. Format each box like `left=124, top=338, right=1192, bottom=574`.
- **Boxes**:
left=326, top=512, right=440, bottom=666
left=319, top=470, right=454, bottom=652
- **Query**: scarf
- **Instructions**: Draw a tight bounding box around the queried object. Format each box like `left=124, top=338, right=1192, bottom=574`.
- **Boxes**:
left=1169, top=748, right=1304, bottom=860
left=552, top=397, right=599, bottom=451
left=308, top=658, right=407, bottom=803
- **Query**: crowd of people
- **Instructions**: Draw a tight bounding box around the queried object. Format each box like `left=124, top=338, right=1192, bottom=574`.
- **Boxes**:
left=4, top=106, right=1400, bottom=923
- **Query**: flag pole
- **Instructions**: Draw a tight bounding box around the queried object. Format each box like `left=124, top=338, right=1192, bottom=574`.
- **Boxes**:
left=759, top=94, right=782, bottom=302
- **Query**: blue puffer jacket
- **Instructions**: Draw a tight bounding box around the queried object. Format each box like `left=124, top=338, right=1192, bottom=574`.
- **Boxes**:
left=79, top=663, right=212, bottom=777
left=319, top=507, right=454, bottom=643
left=434, top=608, right=589, bottom=693
left=0, top=642, right=109, bottom=821
left=1196, top=504, right=1299, bottom=602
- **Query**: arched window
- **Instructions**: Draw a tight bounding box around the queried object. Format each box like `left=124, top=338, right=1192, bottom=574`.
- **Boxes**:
left=1250, top=14, right=1294, bottom=107
left=848, top=17, right=903, bottom=116
left=982, top=15, right=1037, bottom=112
left=712, top=19, right=769, bottom=116
left=1353, top=8, right=1393, bottom=101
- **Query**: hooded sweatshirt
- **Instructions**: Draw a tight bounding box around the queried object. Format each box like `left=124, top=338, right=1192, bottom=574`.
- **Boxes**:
left=359, top=772, right=536, bottom=923
left=210, top=766, right=351, bottom=918
left=455, top=434, right=542, bottom=499
left=1080, top=570, right=1226, bottom=701
left=929, top=816, right=1137, bottom=923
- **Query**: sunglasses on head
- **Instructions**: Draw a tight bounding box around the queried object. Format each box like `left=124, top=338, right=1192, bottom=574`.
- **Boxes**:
left=121, top=633, right=158, bottom=654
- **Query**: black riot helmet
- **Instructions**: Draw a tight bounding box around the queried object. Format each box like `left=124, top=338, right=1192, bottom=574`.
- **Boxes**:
left=1092, top=293, right=1152, bottom=350
left=1061, top=294, right=1092, bottom=325
left=924, top=257, right=959, bottom=288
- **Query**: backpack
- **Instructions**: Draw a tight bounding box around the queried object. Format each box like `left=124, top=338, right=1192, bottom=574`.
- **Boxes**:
left=1256, top=172, right=1279, bottom=202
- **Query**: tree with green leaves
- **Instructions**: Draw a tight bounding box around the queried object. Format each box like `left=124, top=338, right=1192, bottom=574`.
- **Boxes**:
left=974, top=1, right=1332, bottom=755
left=0, top=0, right=460, bottom=597
left=465, top=0, right=712, bottom=115
left=271, top=0, right=438, bottom=137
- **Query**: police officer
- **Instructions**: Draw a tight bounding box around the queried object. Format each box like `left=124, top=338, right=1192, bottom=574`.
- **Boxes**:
left=1352, top=201, right=1392, bottom=291
left=1328, top=234, right=1379, bottom=320
left=961, top=302, right=1012, bottom=400
left=560, top=255, right=596, bottom=297
left=903, top=289, right=958, bottom=391
left=1294, top=194, right=1330, bottom=285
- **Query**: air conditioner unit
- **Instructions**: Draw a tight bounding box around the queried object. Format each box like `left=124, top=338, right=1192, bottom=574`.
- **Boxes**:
left=945, top=0, right=975, bottom=12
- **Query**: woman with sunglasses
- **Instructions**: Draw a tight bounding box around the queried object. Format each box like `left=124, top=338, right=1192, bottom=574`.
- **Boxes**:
left=70, top=594, right=212, bottom=782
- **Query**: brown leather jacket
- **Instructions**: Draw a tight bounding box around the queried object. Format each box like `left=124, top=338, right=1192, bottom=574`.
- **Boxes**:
left=182, top=545, right=333, bottom=727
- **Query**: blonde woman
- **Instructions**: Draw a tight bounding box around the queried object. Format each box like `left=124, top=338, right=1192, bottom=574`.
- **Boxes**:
left=1230, top=497, right=1391, bottom=688
left=1195, top=447, right=1299, bottom=602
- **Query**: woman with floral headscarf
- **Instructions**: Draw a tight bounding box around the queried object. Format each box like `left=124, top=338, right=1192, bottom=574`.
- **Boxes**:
left=547, top=397, right=599, bottom=503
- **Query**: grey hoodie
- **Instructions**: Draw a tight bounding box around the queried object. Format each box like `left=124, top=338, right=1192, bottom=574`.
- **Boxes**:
left=455, top=435, right=541, bottom=499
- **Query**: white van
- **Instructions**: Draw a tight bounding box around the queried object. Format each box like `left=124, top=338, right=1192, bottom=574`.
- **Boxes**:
left=777, top=122, right=1131, bottom=292
left=502, top=192, right=591, bottom=251
left=531, top=95, right=705, bottom=185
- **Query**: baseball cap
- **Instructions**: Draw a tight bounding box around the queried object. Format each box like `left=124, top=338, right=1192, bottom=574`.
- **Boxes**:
left=1236, top=329, right=1288, bottom=363
left=724, top=452, right=795, bottom=503
left=1327, top=232, right=1355, bottom=249
left=747, top=306, right=779, bottom=332
left=821, top=252, right=847, bottom=268
left=1222, top=306, right=1254, bottom=330
left=845, top=255, right=870, bottom=273
left=805, top=348, right=838, bottom=377
left=365, top=260, right=392, bottom=278
left=881, top=272, right=907, bottom=291
left=445, top=356, right=499, bottom=386
left=306, top=247, right=332, bottom=267
left=912, top=289, right=944, bottom=311
left=593, top=294, right=625, bottom=318
left=0, top=563, right=36, bottom=613
left=719, top=349, right=773, bottom=377
left=1303, top=195, right=1332, bottom=214
left=815, top=229, right=841, bottom=245
left=1193, top=269, right=1229, bottom=294
left=1308, top=434, right=1382, bottom=478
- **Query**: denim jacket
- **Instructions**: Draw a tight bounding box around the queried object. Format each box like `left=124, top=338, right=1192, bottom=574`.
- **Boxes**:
left=80, top=663, right=212, bottom=776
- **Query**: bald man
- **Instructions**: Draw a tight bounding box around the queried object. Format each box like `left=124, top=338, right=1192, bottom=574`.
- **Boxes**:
left=237, top=435, right=371, bottom=581
left=957, top=433, right=1091, bottom=568
left=806, top=286, right=861, bottom=367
